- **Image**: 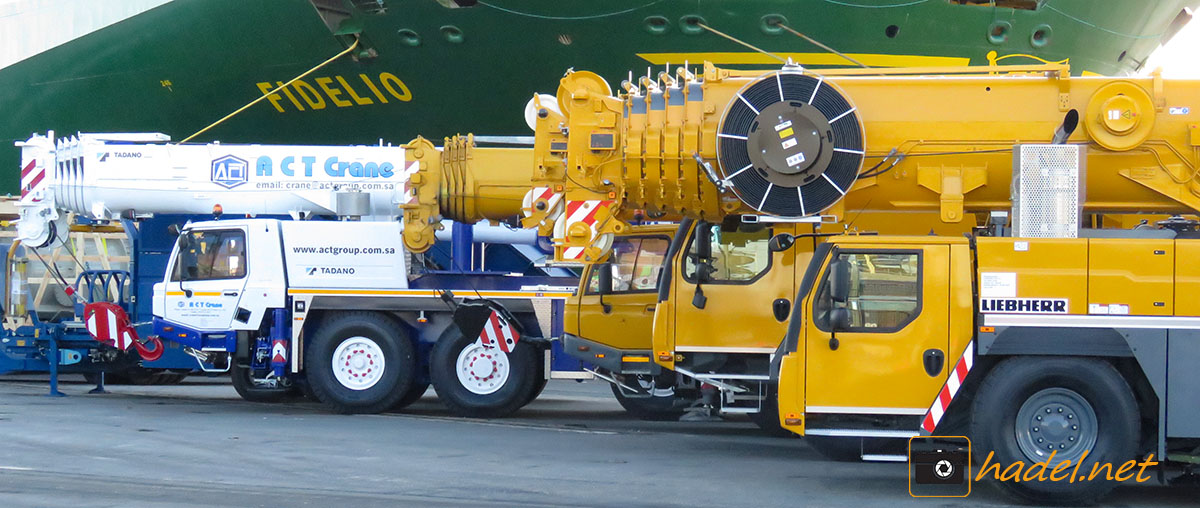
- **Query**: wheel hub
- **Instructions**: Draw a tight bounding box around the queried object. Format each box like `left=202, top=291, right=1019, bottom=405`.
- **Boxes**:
left=332, top=336, right=386, bottom=391
left=1015, top=387, right=1098, bottom=463
left=456, top=341, right=510, bottom=395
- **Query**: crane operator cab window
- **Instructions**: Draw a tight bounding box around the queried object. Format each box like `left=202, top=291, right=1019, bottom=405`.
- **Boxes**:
left=814, top=251, right=921, bottom=331
left=172, top=230, right=247, bottom=281
left=683, top=222, right=773, bottom=283
left=587, top=236, right=670, bottom=293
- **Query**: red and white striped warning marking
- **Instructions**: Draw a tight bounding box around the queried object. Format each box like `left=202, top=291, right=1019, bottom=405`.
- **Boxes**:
left=20, top=159, right=44, bottom=199
left=271, top=339, right=288, bottom=364
left=84, top=302, right=165, bottom=361
left=921, top=340, right=975, bottom=434
left=85, top=302, right=134, bottom=350
left=559, top=200, right=614, bottom=260
left=478, top=310, right=519, bottom=353
left=400, top=161, right=421, bottom=206
left=522, top=187, right=563, bottom=218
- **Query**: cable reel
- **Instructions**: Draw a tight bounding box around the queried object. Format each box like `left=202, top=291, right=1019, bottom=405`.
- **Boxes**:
left=715, top=69, right=865, bottom=216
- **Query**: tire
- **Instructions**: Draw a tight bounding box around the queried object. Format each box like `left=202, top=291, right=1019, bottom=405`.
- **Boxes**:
left=90, top=368, right=187, bottom=385
left=520, top=348, right=548, bottom=408
left=230, top=362, right=292, bottom=403
left=155, top=372, right=190, bottom=385
left=392, top=381, right=430, bottom=410
left=609, top=374, right=686, bottom=421
left=969, top=357, right=1139, bottom=505
left=747, top=385, right=795, bottom=438
left=305, top=312, right=416, bottom=414
left=430, top=327, right=538, bottom=418
left=523, top=377, right=549, bottom=408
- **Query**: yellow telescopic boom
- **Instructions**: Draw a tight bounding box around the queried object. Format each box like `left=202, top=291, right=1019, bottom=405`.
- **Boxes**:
left=402, top=63, right=1200, bottom=262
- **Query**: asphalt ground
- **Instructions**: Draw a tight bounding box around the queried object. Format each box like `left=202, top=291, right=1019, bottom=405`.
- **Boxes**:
left=0, top=376, right=1196, bottom=507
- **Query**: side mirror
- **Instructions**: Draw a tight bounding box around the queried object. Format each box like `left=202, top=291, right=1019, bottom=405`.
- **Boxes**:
left=693, top=224, right=715, bottom=283
left=829, top=259, right=851, bottom=303
left=597, top=262, right=614, bottom=295
left=177, top=233, right=193, bottom=250
left=768, top=233, right=795, bottom=252
left=694, top=224, right=712, bottom=260
left=830, top=307, right=851, bottom=331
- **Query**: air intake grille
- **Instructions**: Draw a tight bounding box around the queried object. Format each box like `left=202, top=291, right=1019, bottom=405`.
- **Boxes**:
left=1011, top=144, right=1086, bottom=238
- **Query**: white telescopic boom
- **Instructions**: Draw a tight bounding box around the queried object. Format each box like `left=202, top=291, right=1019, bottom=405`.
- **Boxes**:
left=16, top=132, right=416, bottom=247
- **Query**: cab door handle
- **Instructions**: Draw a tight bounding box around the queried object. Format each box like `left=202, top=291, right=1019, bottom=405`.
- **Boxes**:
left=923, top=349, right=945, bottom=377
left=772, top=298, right=790, bottom=322
left=645, top=305, right=656, bottom=312
left=223, top=291, right=240, bottom=297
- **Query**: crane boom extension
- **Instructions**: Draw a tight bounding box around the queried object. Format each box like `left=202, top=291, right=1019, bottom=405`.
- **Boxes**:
left=403, top=63, right=1200, bottom=262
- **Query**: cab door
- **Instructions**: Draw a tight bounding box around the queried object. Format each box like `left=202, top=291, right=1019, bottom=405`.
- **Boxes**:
left=162, top=227, right=249, bottom=331
left=804, top=244, right=950, bottom=415
left=665, top=221, right=795, bottom=354
left=572, top=233, right=672, bottom=351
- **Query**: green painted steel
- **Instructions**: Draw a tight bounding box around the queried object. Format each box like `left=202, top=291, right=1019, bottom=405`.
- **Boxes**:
left=1, top=0, right=1195, bottom=193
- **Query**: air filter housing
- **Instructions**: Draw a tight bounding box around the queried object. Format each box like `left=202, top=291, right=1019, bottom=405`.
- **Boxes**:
left=1011, top=144, right=1086, bottom=238
left=715, top=70, right=865, bottom=216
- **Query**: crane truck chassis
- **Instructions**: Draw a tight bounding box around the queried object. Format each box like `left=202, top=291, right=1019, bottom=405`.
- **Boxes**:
left=15, top=133, right=584, bottom=416
left=772, top=230, right=1200, bottom=504
left=153, top=217, right=573, bottom=415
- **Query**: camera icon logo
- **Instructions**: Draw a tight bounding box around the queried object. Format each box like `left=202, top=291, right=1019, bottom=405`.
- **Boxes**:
left=909, top=436, right=971, bottom=498
left=934, top=459, right=955, bottom=479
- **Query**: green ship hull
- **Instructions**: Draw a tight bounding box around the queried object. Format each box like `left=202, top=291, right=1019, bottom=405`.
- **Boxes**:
left=1, top=0, right=1196, bottom=193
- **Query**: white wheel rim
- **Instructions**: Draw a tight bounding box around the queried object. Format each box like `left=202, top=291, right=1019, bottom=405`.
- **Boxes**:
left=456, top=341, right=510, bottom=395
left=332, top=336, right=385, bottom=391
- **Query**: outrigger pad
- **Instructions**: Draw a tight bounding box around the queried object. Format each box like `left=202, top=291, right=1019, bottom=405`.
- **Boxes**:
left=452, top=299, right=523, bottom=353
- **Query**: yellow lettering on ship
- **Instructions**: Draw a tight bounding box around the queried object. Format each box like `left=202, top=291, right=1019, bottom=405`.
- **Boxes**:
left=256, top=72, right=413, bottom=113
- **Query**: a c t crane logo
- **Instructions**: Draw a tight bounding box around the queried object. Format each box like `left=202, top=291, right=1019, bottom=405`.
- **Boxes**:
left=211, top=155, right=248, bottom=189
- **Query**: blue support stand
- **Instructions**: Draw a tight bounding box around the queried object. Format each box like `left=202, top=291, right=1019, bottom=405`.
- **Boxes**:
left=88, top=372, right=108, bottom=394
left=269, top=308, right=289, bottom=377
left=451, top=221, right=474, bottom=271
left=46, top=328, right=66, bottom=397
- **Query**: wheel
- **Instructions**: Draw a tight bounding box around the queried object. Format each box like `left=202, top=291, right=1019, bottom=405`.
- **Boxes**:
left=429, top=327, right=538, bottom=418
left=609, top=374, right=686, bottom=421
left=392, top=381, right=430, bottom=410
left=970, top=357, right=1139, bottom=505
left=305, top=312, right=416, bottom=414
left=230, top=362, right=291, bottom=403
left=747, top=385, right=795, bottom=438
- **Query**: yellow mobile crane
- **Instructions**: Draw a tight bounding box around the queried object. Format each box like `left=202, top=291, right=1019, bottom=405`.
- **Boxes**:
left=380, top=60, right=1199, bottom=437
left=389, top=62, right=1200, bottom=503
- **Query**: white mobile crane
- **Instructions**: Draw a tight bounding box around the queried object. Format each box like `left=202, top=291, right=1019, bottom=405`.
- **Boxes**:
left=15, top=131, right=579, bottom=416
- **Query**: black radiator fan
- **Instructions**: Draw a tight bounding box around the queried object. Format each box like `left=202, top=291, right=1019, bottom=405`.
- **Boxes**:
left=715, top=70, right=864, bottom=216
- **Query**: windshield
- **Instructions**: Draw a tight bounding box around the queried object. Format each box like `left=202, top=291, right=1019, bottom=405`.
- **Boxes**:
left=171, top=229, right=247, bottom=281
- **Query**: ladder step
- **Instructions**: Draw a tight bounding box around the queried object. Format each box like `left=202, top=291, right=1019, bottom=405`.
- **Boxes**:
left=806, top=428, right=919, bottom=438
left=718, top=407, right=760, bottom=414
left=862, top=454, right=908, bottom=463
left=695, top=374, right=771, bottom=381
